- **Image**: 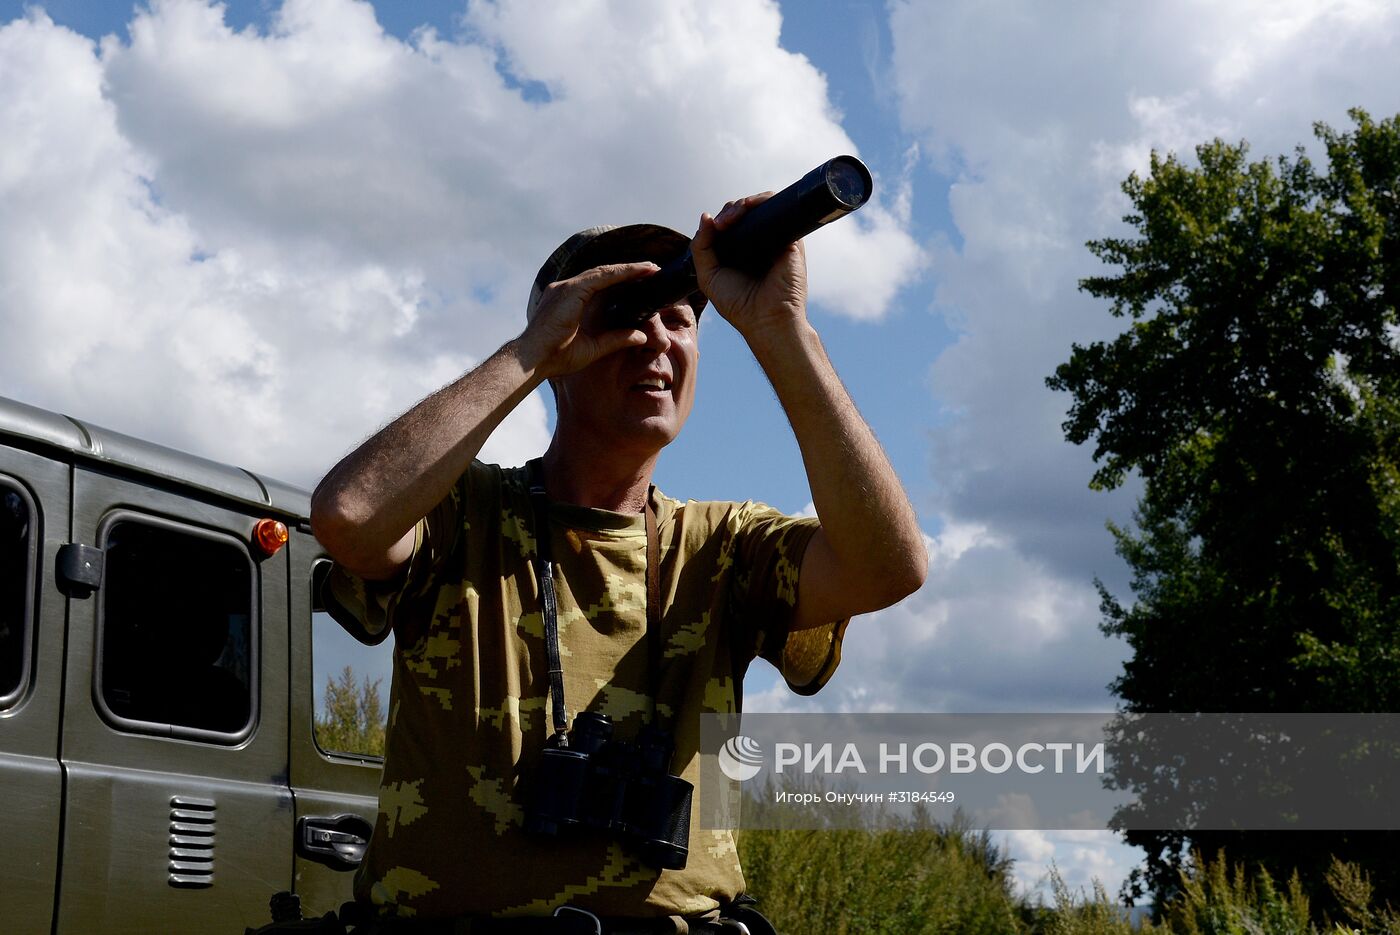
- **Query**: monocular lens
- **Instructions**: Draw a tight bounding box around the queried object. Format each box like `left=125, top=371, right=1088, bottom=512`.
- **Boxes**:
left=825, top=158, right=872, bottom=208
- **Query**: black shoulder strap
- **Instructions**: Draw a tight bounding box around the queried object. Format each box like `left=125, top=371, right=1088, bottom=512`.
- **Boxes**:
left=645, top=489, right=663, bottom=710
left=526, top=459, right=568, bottom=745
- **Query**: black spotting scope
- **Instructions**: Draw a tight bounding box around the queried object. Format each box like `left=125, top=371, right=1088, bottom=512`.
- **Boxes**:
left=602, top=154, right=874, bottom=328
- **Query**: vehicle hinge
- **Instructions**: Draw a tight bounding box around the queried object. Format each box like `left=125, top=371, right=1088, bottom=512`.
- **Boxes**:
left=57, top=543, right=104, bottom=595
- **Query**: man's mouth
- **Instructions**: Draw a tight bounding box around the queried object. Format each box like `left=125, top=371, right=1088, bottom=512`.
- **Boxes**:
left=632, top=376, right=672, bottom=392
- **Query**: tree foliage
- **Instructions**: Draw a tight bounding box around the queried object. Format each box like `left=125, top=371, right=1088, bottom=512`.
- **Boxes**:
left=1048, top=110, right=1400, bottom=908
left=315, top=665, right=386, bottom=757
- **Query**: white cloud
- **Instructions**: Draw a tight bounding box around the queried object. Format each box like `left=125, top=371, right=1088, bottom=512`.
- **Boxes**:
left=0, top=0, right=922, bottom=489
left=1003, top=830, right=1142, bottom=904
left=746, top=524, right=1126, bottom=714
left=0, top=4, right=533, bottom=485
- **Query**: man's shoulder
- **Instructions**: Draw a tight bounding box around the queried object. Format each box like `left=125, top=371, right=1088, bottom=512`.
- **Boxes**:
left=660, top=491, right=800, bottom=520
left=653, top=490, right=730, bottom=525
left=461, top=459, right=532, bottom=498
left=657, top=492, right=816, bottom=544
left=465, top=458, right=517, bottom=479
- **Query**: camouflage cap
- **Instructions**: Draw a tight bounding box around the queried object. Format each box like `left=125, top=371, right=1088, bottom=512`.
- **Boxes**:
left=525, top=223, right=705, bottom=321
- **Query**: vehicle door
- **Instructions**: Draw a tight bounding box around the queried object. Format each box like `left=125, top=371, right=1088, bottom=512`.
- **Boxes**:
left=287, top=524, right=389, bottom=916
left=54, top=465, right=292, bottom=935
left=0, top=442, right=68, bottom=935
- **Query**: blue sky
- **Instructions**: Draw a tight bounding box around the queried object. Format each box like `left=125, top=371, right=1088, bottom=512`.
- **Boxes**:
left=4, top=0, right=1397, bottom=903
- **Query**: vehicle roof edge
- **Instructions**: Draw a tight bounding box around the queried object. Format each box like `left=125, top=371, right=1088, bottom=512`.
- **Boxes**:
left=0, top=394, right=311, bottom=520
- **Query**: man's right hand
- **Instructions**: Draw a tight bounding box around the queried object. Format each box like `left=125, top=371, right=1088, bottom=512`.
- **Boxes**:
left=516, top=262, right=660, bottom=379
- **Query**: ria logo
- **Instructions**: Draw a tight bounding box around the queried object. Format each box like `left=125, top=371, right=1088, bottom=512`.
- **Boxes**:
left=717, top=735, right=764, bottom=782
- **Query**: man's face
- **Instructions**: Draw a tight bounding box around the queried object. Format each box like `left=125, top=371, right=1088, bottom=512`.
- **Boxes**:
left=553, top=296, right=700, bottom=457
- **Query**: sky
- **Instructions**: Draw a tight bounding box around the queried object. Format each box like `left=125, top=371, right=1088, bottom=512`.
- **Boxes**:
left=3, top=0, right=1398, bottom=904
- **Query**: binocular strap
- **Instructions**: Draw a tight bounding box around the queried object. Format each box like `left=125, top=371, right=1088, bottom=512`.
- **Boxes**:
left=526, top=459, right=664, bottom=746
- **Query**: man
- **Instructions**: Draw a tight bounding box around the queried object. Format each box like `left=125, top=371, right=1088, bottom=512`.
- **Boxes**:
left=310, top=194, right=927, bottom=930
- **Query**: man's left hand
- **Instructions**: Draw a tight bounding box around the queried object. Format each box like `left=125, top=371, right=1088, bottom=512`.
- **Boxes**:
left=691, top=193, right=808, bottom=344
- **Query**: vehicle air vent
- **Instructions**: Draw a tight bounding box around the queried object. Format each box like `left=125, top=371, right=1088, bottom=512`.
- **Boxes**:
left=168, top=795, right=216, bottom=888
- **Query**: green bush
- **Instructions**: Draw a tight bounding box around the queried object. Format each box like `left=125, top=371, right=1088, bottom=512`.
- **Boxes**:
left=1024, top=866, right=1151, bottom=935
left=1157, top=851, right=1310, bottom=935
left=737, top=821, right=1022, bottom=934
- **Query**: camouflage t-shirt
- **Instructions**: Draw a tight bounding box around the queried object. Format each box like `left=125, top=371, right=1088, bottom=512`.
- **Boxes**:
left=324, top=459, right=849, bottom=921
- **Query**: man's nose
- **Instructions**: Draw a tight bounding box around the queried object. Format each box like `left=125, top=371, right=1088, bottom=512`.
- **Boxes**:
left=636, top=312, right=671, bottom=352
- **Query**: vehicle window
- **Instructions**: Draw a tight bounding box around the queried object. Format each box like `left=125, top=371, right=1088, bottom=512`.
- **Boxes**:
left=100, top=518, right=255, bottom=737
left=0, top=483, right=32, bottom=705
left=311, top=561, right=390, bottom=758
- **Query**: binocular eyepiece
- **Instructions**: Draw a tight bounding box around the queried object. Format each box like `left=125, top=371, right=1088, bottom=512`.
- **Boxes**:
left=602, top=154, right=874, bottom=328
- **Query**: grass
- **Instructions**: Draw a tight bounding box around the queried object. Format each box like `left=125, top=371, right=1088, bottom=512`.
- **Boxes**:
left=737, top=828, right=1400, bottom=935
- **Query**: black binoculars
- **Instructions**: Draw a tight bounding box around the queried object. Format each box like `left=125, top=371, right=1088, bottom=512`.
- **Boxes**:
left=603, top=154, right=874, bottom=328
left=523, top=712, right=694, bottom=870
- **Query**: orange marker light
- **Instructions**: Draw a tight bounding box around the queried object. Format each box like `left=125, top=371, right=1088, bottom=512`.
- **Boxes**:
left=254, top=518, right=289, bottom=557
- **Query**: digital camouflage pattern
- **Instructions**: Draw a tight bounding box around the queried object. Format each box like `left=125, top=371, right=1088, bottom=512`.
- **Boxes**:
left=324, top=460, right=848, bottom=921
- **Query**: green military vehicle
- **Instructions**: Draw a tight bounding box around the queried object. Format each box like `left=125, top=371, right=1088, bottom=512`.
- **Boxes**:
left=0, top=394, right=392, bottom=934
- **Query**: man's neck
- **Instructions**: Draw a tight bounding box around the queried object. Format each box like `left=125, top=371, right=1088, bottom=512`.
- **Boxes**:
left=540, top=435, right=657, bottom=514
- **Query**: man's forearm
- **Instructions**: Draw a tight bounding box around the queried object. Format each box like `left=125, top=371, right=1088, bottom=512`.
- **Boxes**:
left=688, top=195, right=925, bottom=615
left=748, top=321, right=927, bottom=609
left=311, top=339, right=544, bottom=570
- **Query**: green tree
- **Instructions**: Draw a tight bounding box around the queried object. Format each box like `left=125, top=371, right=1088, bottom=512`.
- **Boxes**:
left=1048, top=110, right=1400, bottom=908
left=315, top=665, right=386, bottom=757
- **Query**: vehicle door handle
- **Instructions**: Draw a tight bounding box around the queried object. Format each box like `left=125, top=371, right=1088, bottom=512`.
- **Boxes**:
left=296, top=814, right=374, bottom=871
